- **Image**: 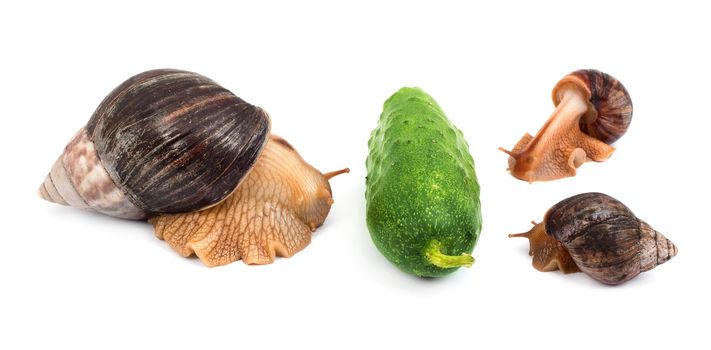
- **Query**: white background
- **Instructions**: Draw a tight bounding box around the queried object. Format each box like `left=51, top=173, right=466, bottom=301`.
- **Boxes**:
left=1, top=1, right=708, bottom=349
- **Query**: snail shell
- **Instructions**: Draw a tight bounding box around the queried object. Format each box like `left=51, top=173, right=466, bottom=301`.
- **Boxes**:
left=510, top=192, right=677, bottom=285
left=39, top=69, right=270, bottom=219
left=553, top=69, right=633, bottom=143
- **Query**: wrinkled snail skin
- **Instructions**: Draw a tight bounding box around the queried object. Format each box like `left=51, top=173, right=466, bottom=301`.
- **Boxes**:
left=150, top=136, right=349, bottom=266
left=508, top=220, right=580, bottom=274
left=500, top=69, right=633, bottom=182
left=509, top=192, right=677, bottom=285
left=39, top=69, right=270, bottom=219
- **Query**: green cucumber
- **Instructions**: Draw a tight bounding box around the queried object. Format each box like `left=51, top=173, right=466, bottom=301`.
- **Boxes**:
left=366, top=87, right=482, bottom=277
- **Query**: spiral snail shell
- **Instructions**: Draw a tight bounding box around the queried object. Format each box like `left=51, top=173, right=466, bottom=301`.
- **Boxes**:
left=39, top=69, right=270, bottom=219
left=500, top=69, right=633, bottom=182
left=39, top=69, right=348, bottom=266
left=509, top=192, right=677, bottom=285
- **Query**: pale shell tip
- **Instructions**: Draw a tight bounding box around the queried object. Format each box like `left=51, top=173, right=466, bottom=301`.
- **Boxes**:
left=38, top=183, right=51, bottom=201
left=38, top=176, right=67, bottom=205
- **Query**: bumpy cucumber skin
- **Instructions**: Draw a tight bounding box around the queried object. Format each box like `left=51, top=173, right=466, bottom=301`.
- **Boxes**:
left=366, top=87, right=482, bottom=277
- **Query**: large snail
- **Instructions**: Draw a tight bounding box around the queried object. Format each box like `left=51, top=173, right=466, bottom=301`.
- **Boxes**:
left=39, top=69, right=348, bottom=266
left=508, top=192, right=677, bottom=285
left=500, top=69, right=633, bottom=182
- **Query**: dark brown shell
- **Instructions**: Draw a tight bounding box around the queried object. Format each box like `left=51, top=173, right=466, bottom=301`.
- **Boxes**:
left=86, top=69, right=270, bottom=216
left=553, top=69, right=633, bottom=144
left=545, top=192, right=676, bottom=285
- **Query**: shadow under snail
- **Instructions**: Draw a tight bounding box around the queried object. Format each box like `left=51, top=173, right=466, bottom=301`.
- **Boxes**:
left=39, top=69, right=348, bottom=267
left=500, top=69, right=633, bottom=182
left=508, top=192, right=677, bottom=285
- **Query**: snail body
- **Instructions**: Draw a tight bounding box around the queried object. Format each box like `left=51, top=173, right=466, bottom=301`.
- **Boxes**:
left=151, top=135, right=349, bottom=266
left=500, top=69, right=633, bottom=182
left=509, top=192, right=677, bottom=285
left=39, top=69, right=347, bottom=266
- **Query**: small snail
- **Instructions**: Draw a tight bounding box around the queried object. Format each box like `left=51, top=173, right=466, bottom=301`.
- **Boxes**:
left=508, top=192, right=677, bottom=285
left=499, top=69, right=633, bottom=182
left=39, top=69, right=348, bottom=266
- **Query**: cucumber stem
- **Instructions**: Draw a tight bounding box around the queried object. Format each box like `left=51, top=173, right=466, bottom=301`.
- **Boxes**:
left=424, top=240, right=475, bottom=269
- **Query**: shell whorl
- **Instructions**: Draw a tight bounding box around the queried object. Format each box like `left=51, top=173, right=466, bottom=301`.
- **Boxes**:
left=39, top=128, right=147, bottom=219
left=638, top=220, right=677, bottom=272
left=40, top=69, right=271, bottom=219
left=545, top=193, right=676, bottom=285
left=555, top=69, right=633, bottom=144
